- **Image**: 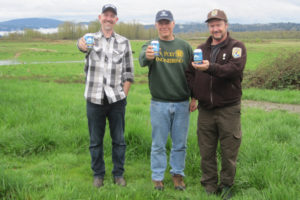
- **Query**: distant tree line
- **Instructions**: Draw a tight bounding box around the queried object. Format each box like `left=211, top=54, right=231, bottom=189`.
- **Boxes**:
left=1, top=20, right=157, bottom=40
left=144, top=22, right=300, bottom=33
left=1, top=20, right=300, bottom=41
left=177, top=31, right=300, bottom=41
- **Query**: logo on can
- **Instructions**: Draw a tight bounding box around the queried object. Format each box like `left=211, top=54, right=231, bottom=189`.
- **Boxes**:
left=84, top=33, right=94, bottom=49
left=151, top=40, right=160, bottom=56
left=194, top=49, right=203, bottom=64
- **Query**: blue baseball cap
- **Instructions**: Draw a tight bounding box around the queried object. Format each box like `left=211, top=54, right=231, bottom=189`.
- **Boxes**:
left=155, top=10, right=174, bottom=22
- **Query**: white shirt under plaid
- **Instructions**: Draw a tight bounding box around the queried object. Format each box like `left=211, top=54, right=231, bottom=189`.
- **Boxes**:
left=81, top=31, right=134, bottom=105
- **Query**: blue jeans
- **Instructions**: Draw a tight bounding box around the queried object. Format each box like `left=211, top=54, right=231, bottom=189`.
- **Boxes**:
left=150, top=100, right=190, bottom=181
left=86, top=97, right=126, bottom=178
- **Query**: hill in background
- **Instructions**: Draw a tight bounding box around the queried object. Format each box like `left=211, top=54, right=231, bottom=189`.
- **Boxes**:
left=0, top=18, right=63, bottom=31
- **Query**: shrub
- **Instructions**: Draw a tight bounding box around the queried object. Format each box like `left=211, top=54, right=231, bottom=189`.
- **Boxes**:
left=243, top=51, right=300, bottom=89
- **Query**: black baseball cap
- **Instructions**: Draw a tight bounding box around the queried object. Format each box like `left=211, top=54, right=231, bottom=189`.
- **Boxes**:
left=102, top=4, right=117, bottom=15
left=155, top=10, right=174, bottom=22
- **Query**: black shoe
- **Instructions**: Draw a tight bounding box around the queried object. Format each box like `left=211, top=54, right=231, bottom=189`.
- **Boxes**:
left=220, top=186, right=233, bottom=200
left=206, top=190, right=216, bottom=196
left=93, top=177, right=104, bottom=188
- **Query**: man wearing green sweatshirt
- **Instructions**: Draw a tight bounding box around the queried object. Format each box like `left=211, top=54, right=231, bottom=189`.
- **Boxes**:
left=139, top=10, right=195, bottom=191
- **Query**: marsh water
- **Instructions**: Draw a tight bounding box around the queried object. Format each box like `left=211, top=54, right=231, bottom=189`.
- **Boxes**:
left=0, top=60, right=85, bottom=66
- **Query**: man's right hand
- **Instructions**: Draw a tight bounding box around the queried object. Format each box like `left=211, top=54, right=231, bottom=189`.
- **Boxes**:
left=145, top=45, right=155, bottom=60
left=78, top=37, right=88, bottom=52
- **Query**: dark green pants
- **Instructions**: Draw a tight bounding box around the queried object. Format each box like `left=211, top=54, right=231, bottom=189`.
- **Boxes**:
left=197, top=103, right=242, bottom=193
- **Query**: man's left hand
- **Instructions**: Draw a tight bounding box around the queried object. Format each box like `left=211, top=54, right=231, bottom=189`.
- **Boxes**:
left=192, top=60, right=210, bottom=71
left=189, top=98, right=197, bottom=112
left=123, top=81, right=131, bottom=96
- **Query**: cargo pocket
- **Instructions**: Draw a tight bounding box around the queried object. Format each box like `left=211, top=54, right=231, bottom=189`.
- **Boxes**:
left=233, top=129, right=242, bottom=139
left=233, top=114, right=242, bottom=140
left=228, top=104, right=242, bottom=140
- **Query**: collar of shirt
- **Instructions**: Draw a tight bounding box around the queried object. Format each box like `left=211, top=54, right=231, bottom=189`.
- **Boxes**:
left=93, top=31, right=113, bottom=39
left=95, top=31, right=128, bottom=44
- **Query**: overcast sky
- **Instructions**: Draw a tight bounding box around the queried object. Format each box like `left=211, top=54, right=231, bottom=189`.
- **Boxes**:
left=0, top=0, right=300, bottom=24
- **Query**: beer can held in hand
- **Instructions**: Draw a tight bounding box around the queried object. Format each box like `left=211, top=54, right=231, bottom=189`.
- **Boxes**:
left=151, top=40, right=160, bottom=56
left=84, top=33, right=94, bottom=49
left=194, top=49, right=203, bottom=64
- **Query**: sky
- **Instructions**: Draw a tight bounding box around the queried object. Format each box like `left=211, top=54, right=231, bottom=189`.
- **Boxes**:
left=0, top=0, right=300, bottom=24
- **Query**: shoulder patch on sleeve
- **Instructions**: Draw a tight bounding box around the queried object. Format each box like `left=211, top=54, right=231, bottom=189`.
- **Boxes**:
left=232, top=47, right=242, bottom=58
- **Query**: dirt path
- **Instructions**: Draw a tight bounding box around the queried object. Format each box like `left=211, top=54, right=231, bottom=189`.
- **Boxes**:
left=242, top=100, right=300, bottom=115
left=13, top=48, right=57, bottom=59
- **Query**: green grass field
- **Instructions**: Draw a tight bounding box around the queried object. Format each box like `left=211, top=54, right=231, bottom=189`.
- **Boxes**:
left=0, top=39, right=299, bottom=200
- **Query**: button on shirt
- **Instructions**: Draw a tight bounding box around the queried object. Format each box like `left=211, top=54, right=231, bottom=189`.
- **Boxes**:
left=82, top=32, right=134, bottom=105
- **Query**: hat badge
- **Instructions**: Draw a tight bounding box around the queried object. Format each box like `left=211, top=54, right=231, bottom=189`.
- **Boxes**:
left=160, top=11, right=168, bottom=16
left=211, top=9, right=218, bottom=16
left=104, top=4, right=115, bottom=9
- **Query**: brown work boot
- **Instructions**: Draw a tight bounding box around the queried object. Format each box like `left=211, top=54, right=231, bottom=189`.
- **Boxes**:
left=153, top=180, right=164, bottom=190
left=172, top=174, right=186, bottom=190
left=114, top=177, right=126, bottom=186
left=93, top=177, right=104, bottom=188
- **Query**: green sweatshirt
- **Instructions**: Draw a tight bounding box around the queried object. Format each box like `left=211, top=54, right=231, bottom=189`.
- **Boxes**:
left=139, top=37, right=193, bottom=102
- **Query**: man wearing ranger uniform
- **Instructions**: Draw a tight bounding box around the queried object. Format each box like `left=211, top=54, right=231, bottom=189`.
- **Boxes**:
left=186, top=9, right=247, bottom=199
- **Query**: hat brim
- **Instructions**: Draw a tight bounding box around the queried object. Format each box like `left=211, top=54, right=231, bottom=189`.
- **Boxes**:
left=205, top=18, right=226, bottom=23
left=102, top=7, right=117, bottom=15
left=155, top=17, right=173, bottom=22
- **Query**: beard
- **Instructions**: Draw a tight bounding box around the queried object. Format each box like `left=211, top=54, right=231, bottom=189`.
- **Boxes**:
left=212, top=32, right=225, bottom=41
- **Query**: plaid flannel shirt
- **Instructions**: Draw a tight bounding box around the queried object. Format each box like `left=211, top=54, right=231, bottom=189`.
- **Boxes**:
left=80, top=31, right=134, bottom=105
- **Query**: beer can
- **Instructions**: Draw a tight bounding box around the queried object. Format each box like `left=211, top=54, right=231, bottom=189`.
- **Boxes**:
left=151, top=40, right=160, bottom=56
left=194, top=49, right=203, bottom=64
left=84, top=33, right=94, bottom=49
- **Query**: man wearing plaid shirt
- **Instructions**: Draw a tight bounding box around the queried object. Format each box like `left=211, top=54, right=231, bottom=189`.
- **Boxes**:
left=77, top=4, right=134, bottom=188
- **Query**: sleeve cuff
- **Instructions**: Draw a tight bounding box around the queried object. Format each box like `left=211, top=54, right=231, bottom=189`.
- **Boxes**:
left=123, top=72, right=134, bottom=83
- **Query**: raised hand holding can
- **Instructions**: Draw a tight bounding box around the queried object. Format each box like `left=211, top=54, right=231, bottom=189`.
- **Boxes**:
left=84, top=33, right=94, bottom=49
left=151, top=40, right=160, bottom=56
left=194, top=49, right=203, bottom=64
